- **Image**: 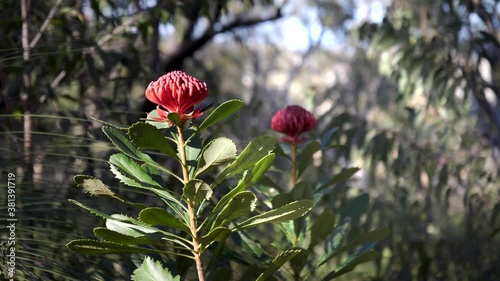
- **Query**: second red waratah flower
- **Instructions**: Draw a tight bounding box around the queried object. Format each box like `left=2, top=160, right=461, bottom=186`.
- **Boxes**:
left=145, top=71, right=208, bottom=125
left=271, top=105, right=317, bottom=144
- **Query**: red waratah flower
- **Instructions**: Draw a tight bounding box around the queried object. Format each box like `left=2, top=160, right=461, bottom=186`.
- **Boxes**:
left=145, top=71, right=208, bottom=125
left=271, top=105, right=317, bottom=144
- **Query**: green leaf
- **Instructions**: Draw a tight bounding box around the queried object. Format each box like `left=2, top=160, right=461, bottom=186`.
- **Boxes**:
left=90, top=117, right=128, bottom=130
left=182, top=179, right=213, bottom=206
left=290, top=250, right=309, bottom=278
left=105, top=215, right=192, bottom=249
left=256, top=248, right=304, bottom=281
left=317, top=222, right=350, bottom=267
left=320, top=127, right=339, bottom=150
left=216, top=136, right=277, bottom=183
left=109, top=153, right=161, bottom=188
left=211, top=153, right=275, bottom=216
left=212, top=191, right=257, bottom=230
left=308, top=209, right=336, bottom=250
left=198, top=99, right=244, bottom=132
left=110, top=164, right=148, bottom=189
left=73, top=175, right=115, bottom=197
left=200, top=227, right=231, bottom=253
left=335, top=227, right=390, bottom=254
left=316, top=167, right=360, bottom=192
left=196, top=137, right=237, bottom=176
left=139, top=207, right=190, bottom=234
left=237, top=232, right=264, bottom=257
left=248, top=153, right=275, bottom=184
left=168, top=112, right=181, bottom=126
left=128, top=122, right=179, bottom=160
left=141, top=164, right=164, bottom=186
left=277, top=221, right=296, bottom=246
left=105, top=216, right=160, bottom=238
left=66, top=239, right=166, bottom=255
left=149, top=189, right=188, bottom=221
left=292, top=182, right=314, bottom=201
left=234, top=200, right=313, bottom=231
left=297, top=141, right=320, bottom=178
left=132, top=257, right=181, bottom=281
left=93, top=227, right=156, bottom=245
left=69, top=199, right=114, bottom=220
left=146, top=110, right=170, bottom=129
left=320, top=250, right=379, bottom=281
left=340, top=193, right=369, bottom=223
left=272, top=193, right=293, bottom=209
left=102, top=125, right=153, bottom=163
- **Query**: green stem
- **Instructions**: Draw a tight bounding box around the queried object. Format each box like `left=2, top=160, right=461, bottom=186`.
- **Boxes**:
left=291, top=142, right=299, bottom=247
left=291, top=142, right=297, bottom=188
left=177, top=126, right=205, bottom=281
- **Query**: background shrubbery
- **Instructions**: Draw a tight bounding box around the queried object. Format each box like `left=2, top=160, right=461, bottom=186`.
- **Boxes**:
left=1, top=0, right=499, bottom=280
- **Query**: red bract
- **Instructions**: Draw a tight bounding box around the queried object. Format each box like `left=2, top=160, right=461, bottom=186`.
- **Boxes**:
left=271, top=105, right=317, bottom=144
left=145, top=71, right=208, bottom=125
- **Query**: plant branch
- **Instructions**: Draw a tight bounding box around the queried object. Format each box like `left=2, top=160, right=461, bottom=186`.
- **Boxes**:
left=163, top=5, right=284, bottom=73
left=291, top=143, right=297, bottom=188
left=176, top=126, right=205, bottom=281
left=29, top=0, right=62, bottom=49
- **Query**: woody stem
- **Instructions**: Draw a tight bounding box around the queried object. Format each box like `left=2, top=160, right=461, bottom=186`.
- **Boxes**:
left=177, top=126, right=205, bottom=281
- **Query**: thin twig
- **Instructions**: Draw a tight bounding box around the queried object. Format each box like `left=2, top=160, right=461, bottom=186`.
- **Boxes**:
left=29, top=0, right=63, bottom=49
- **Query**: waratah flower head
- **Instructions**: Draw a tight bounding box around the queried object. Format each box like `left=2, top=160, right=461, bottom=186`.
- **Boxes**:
left=271, top=105, right=317, bottom=144
left=145, top=71, right=208, bottom=126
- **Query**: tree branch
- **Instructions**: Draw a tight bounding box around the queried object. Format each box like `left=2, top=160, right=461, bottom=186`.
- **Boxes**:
left=29, top=0, right=63, bottom=49
left=162, top=6, right=284, bottom=73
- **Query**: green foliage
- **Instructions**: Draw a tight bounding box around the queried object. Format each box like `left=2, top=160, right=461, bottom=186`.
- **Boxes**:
left=132, top=257, right=181, bottom=281
left=196, top=137, right=237, bottom=176
left=256, top=248, right=304, bottom=281
left=67, top=102, right=332, bottom=280
left=197, top=100, right=244, bottom=132
left=128, top=122, right=179, bottom=160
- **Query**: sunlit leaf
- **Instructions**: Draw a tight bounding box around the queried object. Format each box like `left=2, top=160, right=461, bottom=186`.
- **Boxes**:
left=132, top=257, right=181, bottom=281
left=66, top=239, right=166, bottom=255
left=234, top=200, right=313, bottom=231
left=73, top=175, right=115, bottom=197
left=198, top=99, right=244, bottom=132
left=93, top=227, right=156, bottom=245
left=146, top=110, right=170, bottom=129
left=128, top=122, right=179, bottom=160
left=109, top=153, right=161, bottom=188
left=196, top=137, right=237, bottom=176
left=215, top=136, right=276, bottom=183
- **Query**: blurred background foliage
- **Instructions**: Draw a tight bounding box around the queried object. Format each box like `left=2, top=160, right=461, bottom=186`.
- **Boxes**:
left=0, top=0, right=499, bottom=280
